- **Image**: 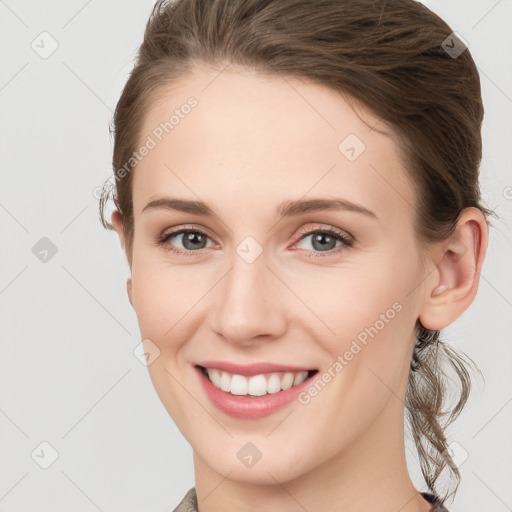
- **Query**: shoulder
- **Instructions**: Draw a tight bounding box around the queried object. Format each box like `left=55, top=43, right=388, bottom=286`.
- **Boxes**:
left=171, top=486, right=197, bottom=512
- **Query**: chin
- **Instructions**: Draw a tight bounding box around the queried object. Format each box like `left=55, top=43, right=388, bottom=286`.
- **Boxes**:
left=194, top=439, right=312, bottom=485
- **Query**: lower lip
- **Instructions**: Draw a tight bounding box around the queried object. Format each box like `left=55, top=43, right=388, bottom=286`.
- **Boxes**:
left=194, top=365, right=318, bottom=420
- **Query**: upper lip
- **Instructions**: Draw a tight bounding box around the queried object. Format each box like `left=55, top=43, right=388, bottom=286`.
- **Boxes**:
left=196, top=361, right=316, bottom=377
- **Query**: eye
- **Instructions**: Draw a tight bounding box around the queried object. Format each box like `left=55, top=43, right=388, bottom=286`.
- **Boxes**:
left=155, top=227, right=214, bottom=256
left=155, top=225, right=354, bottom=257
left=292, top=226, right=354, bottom=256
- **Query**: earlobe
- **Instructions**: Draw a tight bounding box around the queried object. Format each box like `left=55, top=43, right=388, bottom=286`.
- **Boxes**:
left=419, top=207, right=488, bottom=331
left=127, top=277, right=133, bottom=308
left=111, top=210, right=125, bottom=250
left=112, top=211, right=134, bottom=308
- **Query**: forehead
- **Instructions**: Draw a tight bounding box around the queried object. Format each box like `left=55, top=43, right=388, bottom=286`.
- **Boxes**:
left=132, top=66, right=415, bottom=223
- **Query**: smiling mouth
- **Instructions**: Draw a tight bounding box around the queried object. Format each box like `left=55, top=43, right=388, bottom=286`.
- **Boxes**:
left=197, top=365, right=319, bottom=397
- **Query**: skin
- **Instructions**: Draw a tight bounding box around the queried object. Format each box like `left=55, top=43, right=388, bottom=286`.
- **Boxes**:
left=112, top=65, right=487, bottom=512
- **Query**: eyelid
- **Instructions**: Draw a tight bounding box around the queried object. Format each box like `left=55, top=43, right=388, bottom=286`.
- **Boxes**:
left=292, top=223, right=354, bottom=245
left=159, top=223, right=217, bottom=242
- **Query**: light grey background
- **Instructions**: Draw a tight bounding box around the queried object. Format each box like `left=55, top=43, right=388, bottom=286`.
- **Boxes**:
left=0, top=1, right=510, bottom=511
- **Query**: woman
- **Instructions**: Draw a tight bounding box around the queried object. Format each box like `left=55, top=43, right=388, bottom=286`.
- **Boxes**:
left=99, top=0, right=492, bottom=510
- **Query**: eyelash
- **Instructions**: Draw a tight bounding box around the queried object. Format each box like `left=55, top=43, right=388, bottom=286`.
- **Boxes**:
left=155, top=224, right=354, bottom=258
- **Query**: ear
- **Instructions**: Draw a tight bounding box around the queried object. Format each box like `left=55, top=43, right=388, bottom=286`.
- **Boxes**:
left=111, top=209, right=125, bottom=250
left=126, top=277, right=133, bottom=308
left=111, top=210, right=134, bottom=308
left=418, top=207, right=488, bottom=330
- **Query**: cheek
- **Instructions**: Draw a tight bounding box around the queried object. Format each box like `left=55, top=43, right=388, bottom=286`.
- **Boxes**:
left=318, top=291, right=410, bottom=390
left=298, top=253, right=420, bottom=384
left=130, top=256, right=209, bottom=349
left=292, top=257, right=413, bottom=337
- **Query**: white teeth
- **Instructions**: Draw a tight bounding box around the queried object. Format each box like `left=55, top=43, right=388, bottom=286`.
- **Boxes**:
left=220, top=371, right=231, bottom=392
left=231, top=374, right=248, bottom=395
left=293, top=371, right=308, bottom=386
left=248, top=374, right=267, bottom=396
left=266, top=374, right=282, bottom=394
left=209, top=369, right=222, bottom=389
left=205, top=368, right=310, bottom=396
left=281, top=372, right=295, bottom=390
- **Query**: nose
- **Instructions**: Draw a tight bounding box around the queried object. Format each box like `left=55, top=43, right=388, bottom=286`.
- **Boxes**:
left=210, top=250, right=288, bottom=347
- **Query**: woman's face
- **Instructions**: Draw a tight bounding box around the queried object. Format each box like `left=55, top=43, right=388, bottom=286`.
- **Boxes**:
left=122, top=66, right=431, bottom=484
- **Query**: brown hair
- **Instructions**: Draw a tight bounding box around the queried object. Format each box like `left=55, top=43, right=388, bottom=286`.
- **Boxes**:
left=99, top=0, right=494, bottom=503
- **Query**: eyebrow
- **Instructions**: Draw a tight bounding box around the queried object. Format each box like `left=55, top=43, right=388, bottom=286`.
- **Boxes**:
left=142, top=196, right=377, bottom=219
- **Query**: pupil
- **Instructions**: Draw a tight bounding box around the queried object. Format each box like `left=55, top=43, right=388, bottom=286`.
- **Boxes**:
left=184, top=232, right=206, bottom=250
left=313, top=233, right=335, bottom=251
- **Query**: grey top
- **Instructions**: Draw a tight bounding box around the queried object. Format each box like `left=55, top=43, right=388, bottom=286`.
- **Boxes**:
left=172, top=487, right=451, bottom=511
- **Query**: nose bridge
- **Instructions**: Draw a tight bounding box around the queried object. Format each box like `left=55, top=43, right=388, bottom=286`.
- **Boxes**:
left=211, top=243, right=286, bottom=344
